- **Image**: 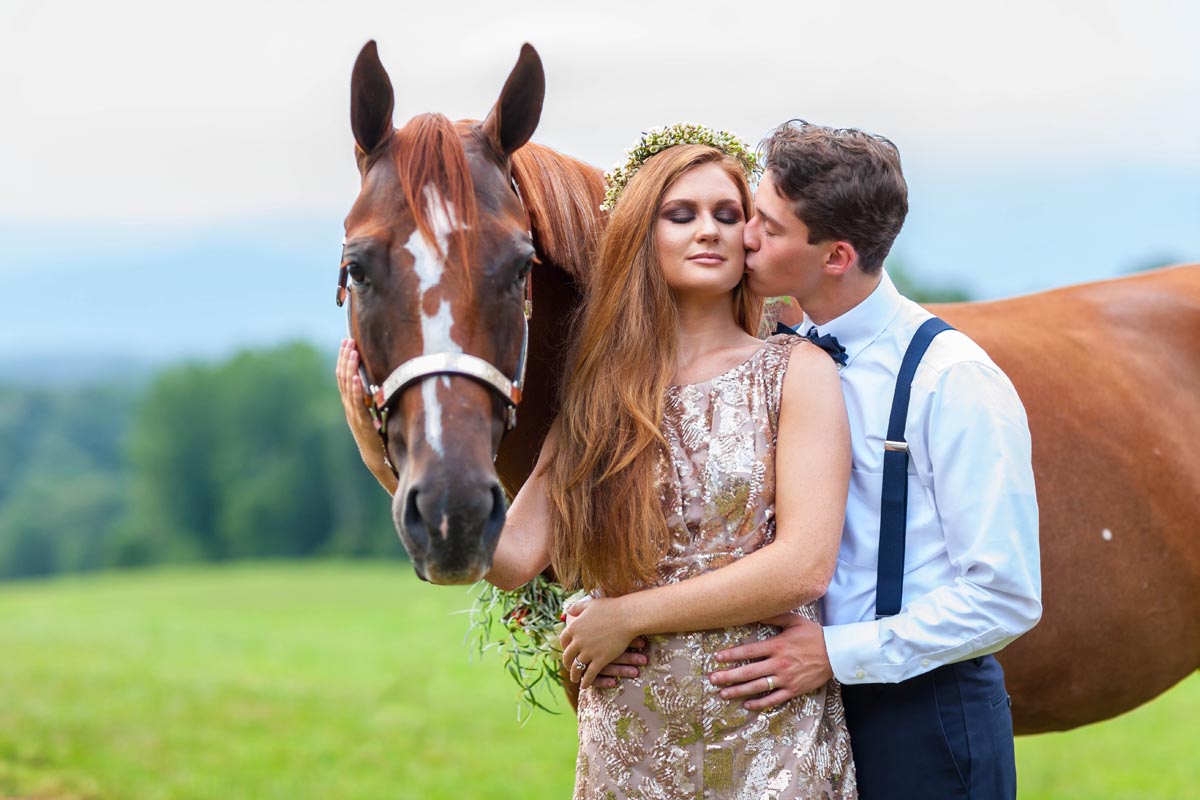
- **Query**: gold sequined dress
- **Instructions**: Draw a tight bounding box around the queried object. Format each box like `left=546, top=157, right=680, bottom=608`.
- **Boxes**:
left=574, top=335, right=856, bottom=800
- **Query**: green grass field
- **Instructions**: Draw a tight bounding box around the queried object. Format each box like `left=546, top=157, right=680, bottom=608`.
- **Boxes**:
left=0, top=563, right=1194, bottom=799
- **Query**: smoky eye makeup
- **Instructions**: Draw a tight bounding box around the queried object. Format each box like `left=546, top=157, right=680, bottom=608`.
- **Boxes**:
left=714, top=201, right=744, bottom=224
left=659, top=199, right=744, bottom=224
left=659, top=200, right=696, bottom=223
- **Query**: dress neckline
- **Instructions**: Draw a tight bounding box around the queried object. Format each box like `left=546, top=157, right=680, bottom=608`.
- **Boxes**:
left=669, top=340, right=773, bottom=389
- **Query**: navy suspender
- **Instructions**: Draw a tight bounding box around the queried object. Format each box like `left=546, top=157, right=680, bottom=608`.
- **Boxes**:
left=875, top=317, right=955, bottom=619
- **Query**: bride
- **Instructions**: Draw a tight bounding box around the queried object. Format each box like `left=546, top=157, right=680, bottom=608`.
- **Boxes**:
left=338, top=125, right=856, bottom=799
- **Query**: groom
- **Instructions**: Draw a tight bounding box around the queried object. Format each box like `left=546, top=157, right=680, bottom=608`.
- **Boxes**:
left=707, top=120, right=1043, bottom=799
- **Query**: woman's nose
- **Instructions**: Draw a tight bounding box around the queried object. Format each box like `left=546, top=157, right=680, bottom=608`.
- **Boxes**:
left=696, top=214, right=720, bottom=241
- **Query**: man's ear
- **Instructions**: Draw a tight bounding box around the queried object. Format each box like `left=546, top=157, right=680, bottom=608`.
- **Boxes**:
left=824, top=241, right=859, bottom=277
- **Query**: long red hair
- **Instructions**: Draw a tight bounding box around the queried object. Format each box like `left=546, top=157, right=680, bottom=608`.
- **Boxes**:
left=547, top=145, right=762, bottom=596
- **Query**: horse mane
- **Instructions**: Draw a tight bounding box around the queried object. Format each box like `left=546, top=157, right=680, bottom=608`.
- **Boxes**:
left=393, top=113, right=478, bottom=283
left=510, top=142, right=605, bottom=281
left=391, top=115, right=603, bottom=283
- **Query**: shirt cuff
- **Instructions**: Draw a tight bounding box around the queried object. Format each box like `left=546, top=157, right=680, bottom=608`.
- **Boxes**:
left=823, top=621, right=882, bottom=684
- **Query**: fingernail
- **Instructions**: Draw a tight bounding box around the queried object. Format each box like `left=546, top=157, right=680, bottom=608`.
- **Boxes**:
left=721, top=689, right=731, bottom=699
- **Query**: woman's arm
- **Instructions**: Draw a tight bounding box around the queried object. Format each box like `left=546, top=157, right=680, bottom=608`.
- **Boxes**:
left=335, top=338, right=553, bottom=588
left=484, top=420, right=558, bottom=590
left=561, top=344, right=851, bottom=688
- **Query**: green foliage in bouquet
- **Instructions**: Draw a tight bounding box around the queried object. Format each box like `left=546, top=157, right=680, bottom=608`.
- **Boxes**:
left=467, top=575, right=583, bottom=722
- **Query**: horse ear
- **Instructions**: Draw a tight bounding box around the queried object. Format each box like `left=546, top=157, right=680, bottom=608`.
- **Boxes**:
left=481, top=43, right=545, bottom=158
left=350, top=40, right=395, bottom=159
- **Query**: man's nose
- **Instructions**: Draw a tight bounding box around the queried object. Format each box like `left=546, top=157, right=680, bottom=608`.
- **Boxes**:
left=744, top=217, right=760, bottom=250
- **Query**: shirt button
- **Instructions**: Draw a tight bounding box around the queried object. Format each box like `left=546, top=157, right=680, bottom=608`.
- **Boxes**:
left=921, top=659, right=931, bottom=668
left=854, top=669, right=865, bottom=679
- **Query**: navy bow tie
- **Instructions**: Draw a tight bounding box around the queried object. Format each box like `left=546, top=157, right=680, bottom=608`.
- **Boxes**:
left=775, top=321, right=848, bottom=366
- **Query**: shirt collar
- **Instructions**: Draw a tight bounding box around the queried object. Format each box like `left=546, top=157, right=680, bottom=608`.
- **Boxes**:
left=800, top=269, right=905, bottom=367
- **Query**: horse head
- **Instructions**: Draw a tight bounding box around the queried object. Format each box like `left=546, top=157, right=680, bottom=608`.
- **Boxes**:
left=341, top=41, right=544, bottom=584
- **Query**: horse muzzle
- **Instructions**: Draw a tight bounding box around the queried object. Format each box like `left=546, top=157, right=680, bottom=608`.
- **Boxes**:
left=393, top=472, right=507, bottom=585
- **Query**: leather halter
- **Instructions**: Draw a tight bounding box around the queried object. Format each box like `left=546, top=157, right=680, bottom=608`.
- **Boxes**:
left=337, top=179, right=533, bottom=474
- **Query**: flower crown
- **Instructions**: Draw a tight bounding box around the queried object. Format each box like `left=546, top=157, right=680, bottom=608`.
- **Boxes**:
left=600, top=123, right=762, bottom=212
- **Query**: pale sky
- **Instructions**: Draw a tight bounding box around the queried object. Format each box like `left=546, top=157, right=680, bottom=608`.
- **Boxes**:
left=3, top=0, right=1198, bottom=224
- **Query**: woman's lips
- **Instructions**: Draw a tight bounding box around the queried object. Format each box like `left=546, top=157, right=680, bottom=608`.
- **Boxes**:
left=688, top=252, right=726, bottom=265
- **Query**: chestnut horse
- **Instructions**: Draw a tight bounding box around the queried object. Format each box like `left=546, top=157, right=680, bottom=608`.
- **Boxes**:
left=341, top=42, right=1199, bottom=731
left=933, top=268, right=1200, bottom=732
left=342, top=41, right=600, bottom=583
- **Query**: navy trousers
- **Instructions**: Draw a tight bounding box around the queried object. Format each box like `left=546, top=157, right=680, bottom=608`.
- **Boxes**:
left=841, top=655, right=1017, bottom=799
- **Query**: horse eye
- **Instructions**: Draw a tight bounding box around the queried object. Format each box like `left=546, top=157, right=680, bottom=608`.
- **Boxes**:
left=347, top=262, right=368, bottom=286
left=516, top=257, right=534, bottom=280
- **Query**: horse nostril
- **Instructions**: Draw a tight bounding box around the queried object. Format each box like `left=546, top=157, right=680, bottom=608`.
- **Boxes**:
left=403, top=487, right=430, bottom=550
left=482, top=483, right=508, bottom=551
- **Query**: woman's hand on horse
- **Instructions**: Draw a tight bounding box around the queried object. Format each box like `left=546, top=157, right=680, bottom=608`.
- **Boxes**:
left=707, top=613, right=833, bottom=711
left=560, top=597, right=642, bottom=690
left=336, top=338, right=374, bottom=436
left=336, top=339, right=387, bottom=468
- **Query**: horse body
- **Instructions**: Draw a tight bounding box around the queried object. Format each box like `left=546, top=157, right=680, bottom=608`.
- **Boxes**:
left=342, top=42, right=1197, bottom=732
left=934, top=265, right=1200, bottom=732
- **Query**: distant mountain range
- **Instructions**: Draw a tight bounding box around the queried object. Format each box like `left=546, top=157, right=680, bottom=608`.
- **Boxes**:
left=0, top=353, right=158, bottom=388
left=0, top=214, right=348, bottom=372
left=1, top=165, right=1196, bottom=383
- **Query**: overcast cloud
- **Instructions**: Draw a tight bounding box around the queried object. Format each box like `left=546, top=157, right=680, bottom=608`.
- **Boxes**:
left=2, top=0, right=1198, bottom=224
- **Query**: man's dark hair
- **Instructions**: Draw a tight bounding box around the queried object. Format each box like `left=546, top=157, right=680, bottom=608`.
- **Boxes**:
left=762, top=120, right=908, bottom=274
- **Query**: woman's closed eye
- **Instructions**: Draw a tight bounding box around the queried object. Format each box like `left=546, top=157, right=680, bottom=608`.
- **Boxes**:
left=665, top=210, right=696, bottom=224
left=663, top=210, right=744, bottom=225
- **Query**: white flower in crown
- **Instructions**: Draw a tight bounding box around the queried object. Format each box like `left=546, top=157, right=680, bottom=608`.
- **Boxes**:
left=600, top=122, right=762, bottom=212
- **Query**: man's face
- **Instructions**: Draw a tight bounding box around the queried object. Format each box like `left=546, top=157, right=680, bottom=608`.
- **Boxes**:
left=743, top=171, right=830, bottom=304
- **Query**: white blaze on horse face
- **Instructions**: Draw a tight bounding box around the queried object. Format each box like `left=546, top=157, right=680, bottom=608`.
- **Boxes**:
left=405, top=185, right=465, bottom=461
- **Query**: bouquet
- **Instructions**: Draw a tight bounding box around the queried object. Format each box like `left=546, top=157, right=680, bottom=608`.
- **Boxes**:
left=466, top=575, right=586, bottom=722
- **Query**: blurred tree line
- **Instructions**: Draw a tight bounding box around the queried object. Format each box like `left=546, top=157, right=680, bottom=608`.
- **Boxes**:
left=0, top=343, right=398, bottom=580
left=0, top=264, right=972, bottom=580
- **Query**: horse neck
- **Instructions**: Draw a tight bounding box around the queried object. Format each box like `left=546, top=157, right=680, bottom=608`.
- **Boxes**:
left=510, top=142, right=606, bottom=284
left=489, top=145, right=602, bottom=494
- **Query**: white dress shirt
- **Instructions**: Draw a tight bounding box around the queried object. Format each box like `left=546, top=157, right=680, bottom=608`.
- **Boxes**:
left=803, top=270, right=1042, bottom=685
